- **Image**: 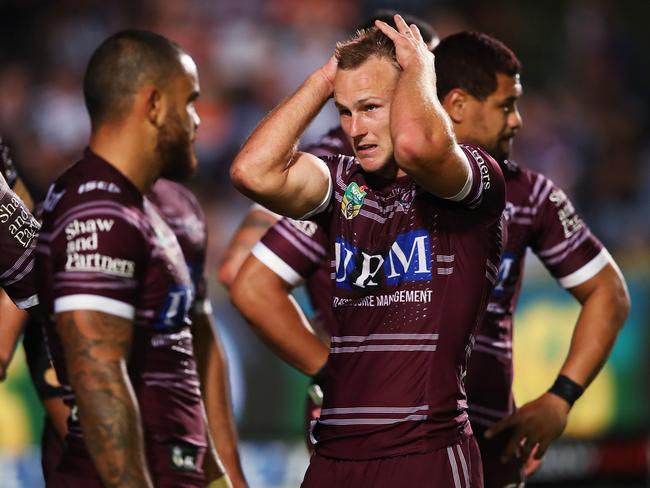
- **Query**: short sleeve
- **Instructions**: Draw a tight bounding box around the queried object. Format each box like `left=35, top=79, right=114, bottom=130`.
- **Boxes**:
left=252, top=217, right=328, bottom=287
left=530, top=175, right=608, bottom=288
left=452, top=145, right=506, bottom=224
left=49, top=202, right=147, bottom=320
left=0, top=185, right=40, bottom=309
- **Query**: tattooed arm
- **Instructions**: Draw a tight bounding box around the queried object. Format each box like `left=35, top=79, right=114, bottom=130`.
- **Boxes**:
left=217, top=207, right=279, bottom=289
left=57, top=310, right=153, bottom=488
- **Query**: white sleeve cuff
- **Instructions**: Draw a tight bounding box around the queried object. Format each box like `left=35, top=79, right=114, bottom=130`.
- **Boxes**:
left=251, top=242, right=303, bottom=286
left=558, top=248, right=612, bottom=289
left=446, top=151, right=473, bottom=202
left=54, top=294, right=135, bottom=320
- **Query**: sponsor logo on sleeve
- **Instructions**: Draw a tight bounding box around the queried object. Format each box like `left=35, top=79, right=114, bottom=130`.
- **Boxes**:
left=287, top=218, right=318, bottom=237
left=64, top=218, right=135, bottom=277
left=0, top=195, right=40, bottom=248
left=470, top=148, right=491, bottom=189
left=341, top=182, right=367, bottom=220
left=42, top=185, right=66, bottom=212
left=548, top=189, right=584, bottom=238
left=170, top=443, right=199, bottom=472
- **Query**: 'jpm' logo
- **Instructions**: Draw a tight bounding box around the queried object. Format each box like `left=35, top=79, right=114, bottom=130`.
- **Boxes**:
left=341, top=182, right=367, bottom=220
left=335, top=230, right=432, bottom=289
left=493, top=251, right=517, bottom=297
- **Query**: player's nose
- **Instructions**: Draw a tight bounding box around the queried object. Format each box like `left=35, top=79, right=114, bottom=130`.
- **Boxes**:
left=349, top=113, right=366, bottom=138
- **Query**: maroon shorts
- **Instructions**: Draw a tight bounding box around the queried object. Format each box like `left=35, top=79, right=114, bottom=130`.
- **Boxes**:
left=41, top=418, right=65, bottom=482
left=302, top=435, right=483, bottom=488
left=46, top=441, right=207, bottom=488
left=474, top=426, right=525, bottom=488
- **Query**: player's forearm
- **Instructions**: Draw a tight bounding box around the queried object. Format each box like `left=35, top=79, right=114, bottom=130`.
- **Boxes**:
left=192, top=312, right=247, bottom=486
left=0, top=292, right=27, bottom=380
left=230, top=72, right=332, bottom=203
left=217, top=209, right=279, bottom=289
left=560, top=265, right=630, bottom=388
left=231, top=264, right=328, bottom=375
left=58, top=311, right=153, bottom=488
left=390, top=64, right=467, bottom=197
left=72, top=362, right=153, bottom=487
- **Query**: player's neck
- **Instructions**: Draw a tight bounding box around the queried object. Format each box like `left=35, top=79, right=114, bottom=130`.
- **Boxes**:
left=89, top=125, right=161, bottom=194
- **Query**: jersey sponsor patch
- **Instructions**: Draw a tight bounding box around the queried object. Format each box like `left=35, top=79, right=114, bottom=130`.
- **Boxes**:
left=170, top=443, right=199, bottom=472
left=0, top=195, right=39, bottom=248
left=335, top=230, right=434, bottom=290
left=154, top=284, right=193, bottom=330
left=341, top=182, right=367, bottom=220
left=548, top=188, right=584, bottom=238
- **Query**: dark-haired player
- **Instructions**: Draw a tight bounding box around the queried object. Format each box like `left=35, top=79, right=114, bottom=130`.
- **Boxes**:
left=434, top=31, right=629, bottom=487
left=36, top=30, right=231, bottom=487
left=232, top=16, right=505, bottom=487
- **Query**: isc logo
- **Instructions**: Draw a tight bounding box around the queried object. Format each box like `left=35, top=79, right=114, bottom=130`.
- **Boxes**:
left=335, top=230, right=432, bottom=289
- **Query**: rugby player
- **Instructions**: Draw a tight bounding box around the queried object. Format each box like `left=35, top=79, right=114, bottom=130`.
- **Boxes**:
left=0, top=138, right=39, bottom=380
left=35, top=30, right=231, bottom=487
left=231, top=16, right=505, bottom=487
left=217, top=10, right=438, bottom=289
left=438, top=32, right=630, bottom=487
left=231, top=30, right=630, bottom=487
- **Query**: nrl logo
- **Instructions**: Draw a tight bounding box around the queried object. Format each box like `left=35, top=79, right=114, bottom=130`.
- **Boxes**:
left=341, top=182, right=367, bottom=220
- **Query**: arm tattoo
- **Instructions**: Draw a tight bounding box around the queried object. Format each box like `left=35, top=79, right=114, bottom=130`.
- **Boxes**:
left=58, top=311, right=153, bottom=488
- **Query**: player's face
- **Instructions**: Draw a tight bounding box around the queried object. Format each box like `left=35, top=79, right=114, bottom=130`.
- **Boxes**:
left=158, top=53, right=201, bottom=181
left=463, top=73, right=522, bottom=162
left=334, top=56, right=399, bottom=176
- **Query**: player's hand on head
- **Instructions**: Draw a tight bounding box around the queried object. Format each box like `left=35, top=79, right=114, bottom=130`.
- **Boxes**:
left=317, top=55, right=338, bottom=95
left=485, top=392, right=569, bottom=464
left=375, top=14, right=434, bottom=72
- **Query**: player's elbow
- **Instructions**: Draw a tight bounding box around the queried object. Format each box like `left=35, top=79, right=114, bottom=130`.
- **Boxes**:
left=392, top=130, right=450, bottom=174
left=230, top=156, right=260, bottom=196
left=217, top=260, right=237, bottom=290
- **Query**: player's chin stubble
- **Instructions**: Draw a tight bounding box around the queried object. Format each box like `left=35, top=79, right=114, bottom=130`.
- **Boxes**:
left=157, top=113, right=196, bottom=182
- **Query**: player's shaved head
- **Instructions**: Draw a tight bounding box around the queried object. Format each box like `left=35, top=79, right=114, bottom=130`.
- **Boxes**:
left=335, top=27, right=399, bottom=71
left=83, top=29, right=185, bottom=129
left=434, top=31, right=521, bottom=101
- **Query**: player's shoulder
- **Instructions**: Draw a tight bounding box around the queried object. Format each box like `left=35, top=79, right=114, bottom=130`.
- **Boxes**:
left=49, top=151, right=141, bottom=211
left=149, top=178, right=204, bottom=221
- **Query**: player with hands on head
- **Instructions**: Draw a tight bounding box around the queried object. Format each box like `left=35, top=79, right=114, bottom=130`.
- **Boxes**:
left=232, top=14, right=506, bottom=487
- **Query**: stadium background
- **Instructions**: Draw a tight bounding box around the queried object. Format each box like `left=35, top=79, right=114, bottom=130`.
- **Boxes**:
left=0, top=0, right=648, bottom=486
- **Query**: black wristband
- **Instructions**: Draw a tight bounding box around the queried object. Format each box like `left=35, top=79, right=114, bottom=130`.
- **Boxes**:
left=548, top=374, right=584, bottom=407
left=311, top=363, right=328, bottom=387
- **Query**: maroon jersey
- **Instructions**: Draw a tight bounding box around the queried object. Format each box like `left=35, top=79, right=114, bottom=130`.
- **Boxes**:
left=35, top=150, right=207, bottom=484
left=302, top=145, right=505, bottom=460
left=0, top=171, right=39, bottom=310
left=466, top=161, right=607, bottom=430
left=147, top=178, right=211, bottom=315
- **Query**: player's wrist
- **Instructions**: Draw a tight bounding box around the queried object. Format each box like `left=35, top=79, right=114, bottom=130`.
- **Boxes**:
left=547, top=374, right=584, bottom=408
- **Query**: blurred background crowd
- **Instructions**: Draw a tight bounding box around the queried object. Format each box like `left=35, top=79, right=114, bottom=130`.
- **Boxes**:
left=0, top=0, right=648, bottom=486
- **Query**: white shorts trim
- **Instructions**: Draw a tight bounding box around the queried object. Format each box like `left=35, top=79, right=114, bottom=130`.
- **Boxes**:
left=54, top=294, right=135, bottom=320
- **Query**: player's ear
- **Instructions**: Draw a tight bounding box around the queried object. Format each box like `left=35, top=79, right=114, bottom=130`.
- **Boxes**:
left=143, top=85, right=165, bottom=127
left=442, top=88, right=467, bottom=124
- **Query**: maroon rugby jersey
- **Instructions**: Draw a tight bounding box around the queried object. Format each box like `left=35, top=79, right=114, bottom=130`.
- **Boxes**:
left=35, top=150, right=207, bottom=483
left=0, top=171, right=39, bottom=310
left=147, top=178, right=211, bottom=315
left=466, top=160, right=607, bottom=430
left=302, top=145, right=505, bottom=460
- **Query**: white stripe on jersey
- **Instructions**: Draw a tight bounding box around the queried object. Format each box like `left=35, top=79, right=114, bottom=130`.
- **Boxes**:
left=331, top=333, right=439, bottom=342
left=447, top=151, right=474, bottom=202
left=447, top=446, right=463, bottom=488
left=558, top=248, right=612, bottom=289
left=331, top=344, right=437, bottom=354
left=273, top=223, right=323, bottom=263
left=54, top=294, right=135, bottom=320
left=251, top=242, right=303, bottom=286
left=456, top=444, right=470, bottom=488
left=321, top=405, right=429, bottom=415
left=319, top=414, right=428, bottom=426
